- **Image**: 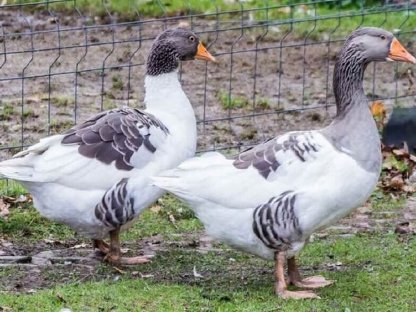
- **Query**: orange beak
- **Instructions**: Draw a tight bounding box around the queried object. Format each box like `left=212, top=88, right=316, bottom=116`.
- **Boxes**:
left=195, top=42, right=217, bottom=63
left=388, top=38, right=416, bottom=64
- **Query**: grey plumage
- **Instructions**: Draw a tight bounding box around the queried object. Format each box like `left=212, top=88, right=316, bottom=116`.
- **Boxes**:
left=146, top=28, right=200, bottom=76
left=233, top=133, right=320, bottom=179
left=61, top=107, right=169, bottom=171
left=94, top=178, right=135, bottom=229
left=252, top=191, right=302, bottom=251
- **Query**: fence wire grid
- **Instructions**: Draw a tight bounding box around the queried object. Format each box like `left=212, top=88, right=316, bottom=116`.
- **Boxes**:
left=0, top=0, right=415, bottom=159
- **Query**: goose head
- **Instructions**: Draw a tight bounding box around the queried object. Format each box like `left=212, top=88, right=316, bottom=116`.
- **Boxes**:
left=343, top=27, right=416, bottom=64
left=146, top=28, right=216, bottom=76
left=333, top=27, right=415, bottom=113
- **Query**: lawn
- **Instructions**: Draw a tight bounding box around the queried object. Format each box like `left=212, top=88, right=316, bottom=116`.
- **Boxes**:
left=0, top=179, right=415, bottom=311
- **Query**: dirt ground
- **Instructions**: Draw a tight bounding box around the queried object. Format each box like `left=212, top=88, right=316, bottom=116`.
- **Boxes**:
left=1, top=196, right=414, bottom=293
left=0, top=9, right=415, bottom=158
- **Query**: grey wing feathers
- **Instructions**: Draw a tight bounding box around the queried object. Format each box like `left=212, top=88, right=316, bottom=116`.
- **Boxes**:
left=233, top=133, right=321, bottom=179
left=61, top=108, right=169, bottom=171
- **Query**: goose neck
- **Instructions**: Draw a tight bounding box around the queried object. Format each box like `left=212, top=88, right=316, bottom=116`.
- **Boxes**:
left=333, top=49, right=367, bottom=118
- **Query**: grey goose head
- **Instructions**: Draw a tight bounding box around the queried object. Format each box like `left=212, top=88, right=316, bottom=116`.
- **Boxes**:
left=341, top=27, right=416, bottom=65
left=333, top=27, right=415, bottom=113
left=146, top=28, right=216, bottom=76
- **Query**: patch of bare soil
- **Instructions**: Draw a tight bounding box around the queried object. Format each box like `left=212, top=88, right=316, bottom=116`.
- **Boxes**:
left=0, top=9, right=415, bottom=158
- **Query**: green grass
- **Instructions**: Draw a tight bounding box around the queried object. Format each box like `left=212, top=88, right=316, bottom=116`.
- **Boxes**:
left=52, top=96, right=74, bottom=108
left=0, top=179, right=27, bottom=198
left=217, top=90, right=249, bottom=110
left=0, top=102, right=15, bottom=121
left=1, top=178, right=415, bottom=310
left=1, top=231, right=415, bottom=311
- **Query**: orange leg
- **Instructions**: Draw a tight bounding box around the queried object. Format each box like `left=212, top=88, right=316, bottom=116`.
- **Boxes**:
left=93, top=239, right=110, bottom=254
left=287, top=257, right=334, bottom=289
left=104, top=228, right=153, bottom=265
left=274, top=252, right=319, bottom=299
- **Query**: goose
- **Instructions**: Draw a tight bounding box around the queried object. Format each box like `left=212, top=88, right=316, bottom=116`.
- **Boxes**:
left=153, top=28, right=415, bottom=298
left=0, top=28, right=216, bottom=265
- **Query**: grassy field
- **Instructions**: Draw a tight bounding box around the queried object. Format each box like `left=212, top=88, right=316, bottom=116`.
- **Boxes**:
left=0, top=178, right=415, bottom=311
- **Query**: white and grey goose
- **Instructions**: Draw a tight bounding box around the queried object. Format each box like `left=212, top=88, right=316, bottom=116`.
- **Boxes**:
left=153, top=27, right=416, bottom=298
left=0, top=28, right=216, bottom=265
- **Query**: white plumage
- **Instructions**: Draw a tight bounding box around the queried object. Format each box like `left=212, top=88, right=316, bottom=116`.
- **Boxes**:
left=0, top=28, right=216, bottom=264
left=153, top=130, right=379, bottom=260
left=153, top=28, right=416, bottom=298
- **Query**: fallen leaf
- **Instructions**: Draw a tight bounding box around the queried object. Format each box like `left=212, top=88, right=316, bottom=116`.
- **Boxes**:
left=70, top=243, right=88, bottom=249
left=43, top=238, right=64, bottom=245
left=56, top=292, right=67, bottom=303
left=120, top=248, right=130, bottom=254
left=193, top=266, right=204, bottom=278
left=150, top=204, right=162, bottom=213
left=168, top=213, right=177, bottom=229
left=112, top=267, right=125, bottom=274
left=392, top=148, right=407, bottom=156
left=0, top=198, right=10, bottom=220
left=2, top=194, right=31, bottom=204
left=402, top=185, right=415, bottom=193
left=389, top=175, right=404, bottom=190
left=395, top=222, right=413, bottom=234
left=139, top=273, right=154, bottom=278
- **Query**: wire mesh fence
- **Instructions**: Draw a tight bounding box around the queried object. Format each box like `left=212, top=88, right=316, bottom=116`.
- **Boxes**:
left=0, top=0, right=415, bottom=159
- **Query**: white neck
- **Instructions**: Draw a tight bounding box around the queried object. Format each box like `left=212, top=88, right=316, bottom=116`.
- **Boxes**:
left=144, top=71, right=197, bottom=154
left=144, top=71, right=194, bottom=118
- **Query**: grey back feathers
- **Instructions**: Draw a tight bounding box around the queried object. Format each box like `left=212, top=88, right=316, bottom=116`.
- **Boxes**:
left=233, top=132, right=321, bottom=179
left=61, top=107, right=169, bottom=171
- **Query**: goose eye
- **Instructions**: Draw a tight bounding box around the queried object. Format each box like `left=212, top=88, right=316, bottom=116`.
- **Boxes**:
left=189, top=36, right=195, bottom=42
left=380, top=35, right=386, bottom=40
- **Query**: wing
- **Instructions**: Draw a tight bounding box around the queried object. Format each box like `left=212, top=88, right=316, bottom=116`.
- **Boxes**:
left=154, top=130, right=337, bottom=209
left=233, top=131, right=322, bottom=181
left=61, top=107, right=170, bottom=171
left=1, top=107, right=170, bottom=190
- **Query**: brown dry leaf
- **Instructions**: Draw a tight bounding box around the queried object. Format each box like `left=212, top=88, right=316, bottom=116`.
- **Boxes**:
left=56, top=292, right=67, bottom=303
left=70, top=243, right=88, bottom=249
left=112, top=266, right=125, bottom=274
left=168, top=213, right=177, bottom=229
left=3, top=194, right=31, bottom=204
left=392, top=148, right=407, bottom=157
left=43, top=238, right=64, bottom=245
left=150, top=204, right=162, bottom=213
left=402, top=185, right=415, bottom=193
left=395, top=222, right=413, bottom=234
left=0, top=198, right=10, bottom=220
left=389, top=174, right=404, bottom=190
